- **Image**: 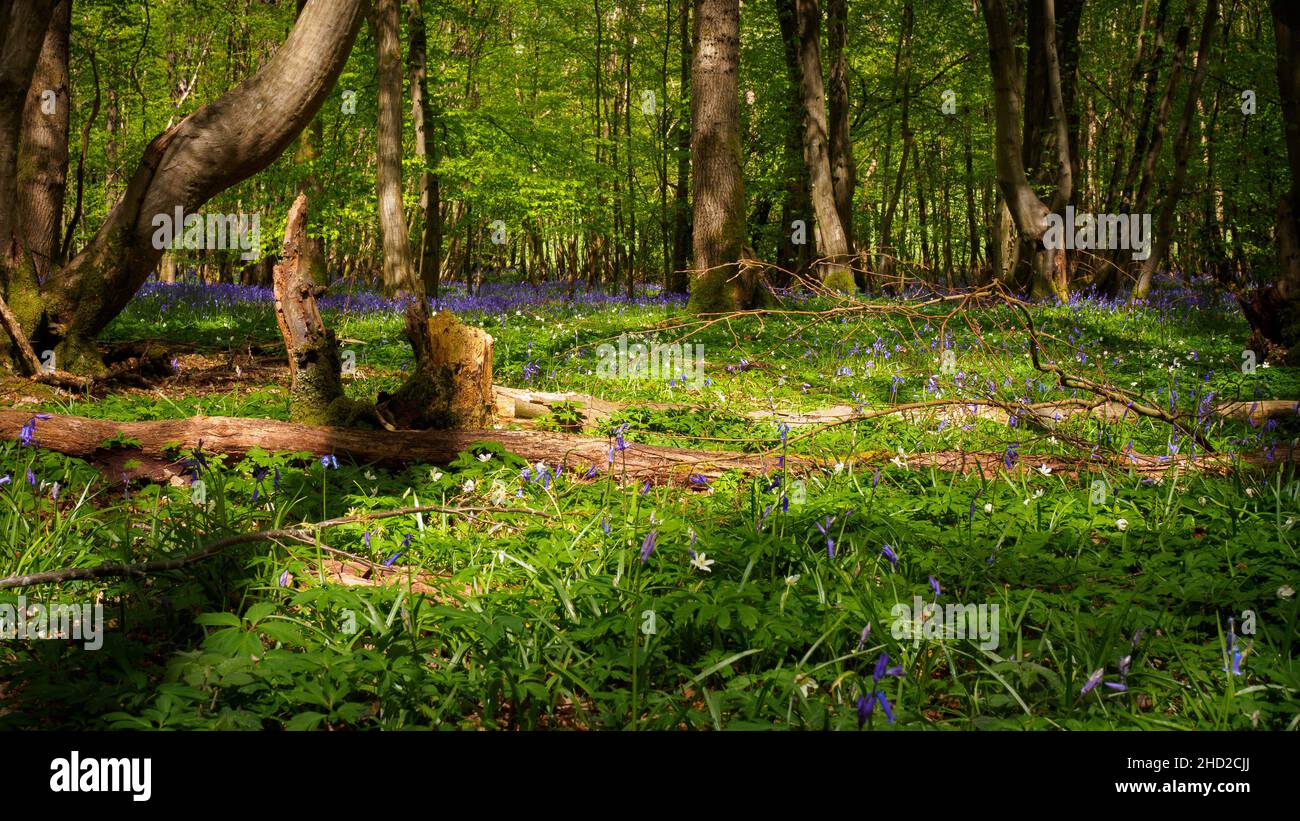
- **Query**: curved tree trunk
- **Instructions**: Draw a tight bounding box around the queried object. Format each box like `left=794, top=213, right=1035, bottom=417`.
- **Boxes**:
left=980, top=0, right=1073, bottom=302
left=33, top=0, right=365, bottom=374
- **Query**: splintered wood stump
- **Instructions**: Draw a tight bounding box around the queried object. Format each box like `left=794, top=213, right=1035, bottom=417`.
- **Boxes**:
left=272, top=193, right=348, bottom=425
left=379, top=308, right=495, bottom=430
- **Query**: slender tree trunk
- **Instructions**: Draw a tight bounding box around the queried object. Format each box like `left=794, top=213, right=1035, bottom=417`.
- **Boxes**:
left=877, top=1, right=912, bottom=288
left=980, top=0, right=1072, bottom=302
left=669, top=0, right=693, bottom=294
left=965, top=121, right=982, bottom=280
left=407, top=0, right=443, bottom=299
left=370, top=0, right=417, bottom=295
left=1133, top=0, right=1218, bottom=300
left=826, top=0, right=855, bottom=255
left=295, top=0, right=328, bottom=287
left=780, top=0, right=853, bottom=292
left=774, top=0, right=812, bottom=284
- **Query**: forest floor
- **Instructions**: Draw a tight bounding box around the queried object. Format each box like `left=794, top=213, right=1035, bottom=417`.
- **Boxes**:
left=1, top=276, right=1298, bottom=729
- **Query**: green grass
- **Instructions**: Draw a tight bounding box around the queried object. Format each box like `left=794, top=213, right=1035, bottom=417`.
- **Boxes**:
left=1, top=284, right=1298, bottom=730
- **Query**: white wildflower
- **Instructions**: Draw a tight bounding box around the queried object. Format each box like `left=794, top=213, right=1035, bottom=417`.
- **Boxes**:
left=690, top=553, right=715, bottom=573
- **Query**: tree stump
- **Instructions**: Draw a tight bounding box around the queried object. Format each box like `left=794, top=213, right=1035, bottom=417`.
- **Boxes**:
left=272, top=193, right=369, bottom=425
left=377, top=306, right=495, bottom=429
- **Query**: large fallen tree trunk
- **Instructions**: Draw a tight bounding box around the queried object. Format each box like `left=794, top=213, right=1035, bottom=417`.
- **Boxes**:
left=0, top=410, right=790, bottom=484
left=0, top=411, right=1289, bottom=487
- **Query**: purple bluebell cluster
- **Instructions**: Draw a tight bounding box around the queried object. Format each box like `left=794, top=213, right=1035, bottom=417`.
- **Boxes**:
left=134, top=280, right=686, bottom=320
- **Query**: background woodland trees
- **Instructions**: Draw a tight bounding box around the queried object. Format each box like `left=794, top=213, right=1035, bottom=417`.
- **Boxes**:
left=1, top=0, right=1298, bottom=365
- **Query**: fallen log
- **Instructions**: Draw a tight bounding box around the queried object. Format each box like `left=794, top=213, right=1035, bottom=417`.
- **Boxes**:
left=492, top=387, right=1300, bottom=430
left=0, top=411, right=1290, bottom=487
left=0, top=410, right=790, bottom=484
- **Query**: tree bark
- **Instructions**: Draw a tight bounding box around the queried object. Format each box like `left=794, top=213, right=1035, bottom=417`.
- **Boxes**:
left=0, top=410, right=789, bottom=486
left=980, top=0, right=1073, bottom=302
left=16, top=0, right=70, bottom=289
left=687, top=0, right=757, bottom=312
left=272, top=193, right=355, bottom=426
left=779, top=0, right=853, bottom=292
left=0, top=0, right=56, bottom=336
left=1132, top=0, right=1218, bottom=300
left=826, top=0, right=855, bottom=256
left=369, top=0, right=418, bottom=295
left=34, top=0, right=365, bottom=374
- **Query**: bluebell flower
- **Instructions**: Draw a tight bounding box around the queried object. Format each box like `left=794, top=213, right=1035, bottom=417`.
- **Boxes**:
left=858, top=652, right=904, bottom=727
left=1079, top=667, right=1105, bottom=695
left=881, top=544, right=899, bottom=567
left=320, top=454, right=338, bottom=469
left=639, top=529, right=658, bottom=564
left=18, top=417, right=37, bottom=447
left=928, top=576, right=941, bottom=599
left=1004, top=442, right=1019, bottom=470
left=1224, top=617, right=1245, bottom=676
left=814, top=515, right=837, bottom=558
left=856, top=623, right=872, bottom=651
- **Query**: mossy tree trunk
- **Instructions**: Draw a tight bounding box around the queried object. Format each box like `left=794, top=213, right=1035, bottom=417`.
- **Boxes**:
left=687, top=0, right=760, bottom=313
